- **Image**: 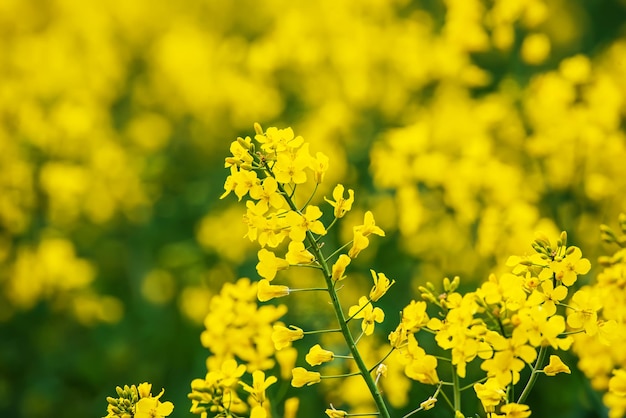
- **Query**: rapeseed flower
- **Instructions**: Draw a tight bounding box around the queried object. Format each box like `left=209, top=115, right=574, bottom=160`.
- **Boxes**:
left=272, top=325, right=304, bottom=350
left=256, top=249, right=289, bottom=281
left=348, top=296, right=384, bottom=336
left=331, top=254, right=351, bottom=281
left=291, top=367, right=321, bottom=387
left=499, top=403, right=531, bottom=418
left=324, top=184, right=355, bottom=218
left=239, top=370, right=277, bottom=404
left=543, top=355, right=571, bottom=376
left=305, top=344, right=335, bottom=366
left=257, top=279, right=290, bottom=302
left=369, top=269, right=395, bottom=302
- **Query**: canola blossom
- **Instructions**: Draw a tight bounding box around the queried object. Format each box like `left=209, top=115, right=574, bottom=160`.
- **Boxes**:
left=104, top=123, right=626, bottom=418
left=207, top=124, right=626, bottom=418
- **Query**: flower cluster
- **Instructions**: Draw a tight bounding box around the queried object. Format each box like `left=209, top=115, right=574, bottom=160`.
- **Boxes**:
left=217, top=125, right=623, bottom=418
left=572, top=215, right=626, bottom=418
left=189, top=360, right=281, bottom=418
left=107, top=124, right=626, bottom=418
left=188, top=277, right=298, bottom=418
left=221, top=124, right=393, bottom=417
left=387, top=230, right=598, bottom=416
left=104, top=383, right=173, bottom=418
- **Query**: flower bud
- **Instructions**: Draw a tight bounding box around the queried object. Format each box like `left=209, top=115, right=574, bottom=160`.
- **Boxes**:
left=254, top=122, right=264, bottom=135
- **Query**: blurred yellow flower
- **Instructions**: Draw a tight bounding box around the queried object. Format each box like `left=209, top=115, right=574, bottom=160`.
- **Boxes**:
left=521, top=33, right=551, bottom=64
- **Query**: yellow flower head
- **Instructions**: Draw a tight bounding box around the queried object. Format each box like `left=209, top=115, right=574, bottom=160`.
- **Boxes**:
left=348, top=211, right=384, bottom=258
left=257, top=279, right=290, bottom=302
left=331, top=254, right=351, bottom=281
left=369, top=269, right=395, bottom=302
left=348, top=296, right=384, bottom=336
left=543, top=355, right=571, bottom=376
left=474, top=378, right=505, bottom=411
left=239, top=370, right=277, bottom=404
left=609, top=369, right=626, bottom=397
left=291, top=367, right=321, bottom=387
left=286, top=206, right=327, bottom=242
left=272, top=325, right=304, bottom=350
left=137, top=382, right=152, bottom=398
left=285, top=241, right=315, bottom=265
left=134, top=390, right=174, bottom=418
left=256, top=249, right=290, bottom=281
left=499, top=403, right=531, bottom=418
left=324, top=184, right=355, bottom=218
left=310, top=151, right=329, bottom=184
left=305, top=344, right=334, bottom=366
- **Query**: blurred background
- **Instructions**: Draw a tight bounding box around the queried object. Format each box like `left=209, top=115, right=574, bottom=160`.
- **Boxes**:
left=1, top=0, right=626, bottom=417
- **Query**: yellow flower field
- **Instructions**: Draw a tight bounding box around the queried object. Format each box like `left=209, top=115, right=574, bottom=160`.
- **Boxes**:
left=1, top=0, right=626, bottom=417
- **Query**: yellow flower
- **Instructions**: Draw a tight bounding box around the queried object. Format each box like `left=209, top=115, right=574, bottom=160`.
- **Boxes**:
left=474, top=378, right=505, bottom=412
left=276, top=348, right=298, bottom=380
left=526, top=280, right=568, bottom=316
left=331, top=254, right=351, bottom=281
left=521, top=33, right=551, bottom=65
left=255, top=126, right=303, bottom=154
left=291, top=367, right=321, bottom=387
left=239, top=370, right=277, bottom=404
left=256, top=249, right=289, bottom=281
left=257, top=279, right=290, bottom=302
left=499, top=403, right=531, bottom=418
left=324, top=184, right=355, bottom=218
left=134, top=390, right=174, bottom=418
left=249, top=177, right=284, bottom=212
left=272, top=325, right=304, bottom=350
left=540, top=246, right=591, bottom=287
left=286, top=206, right=327, bottom=242
left=543, top=355, right=571, bottom=376
left=348, top=211, right=384, bottom=258
left=285, top=241, right=315, bottom=265
left=348, top=296, right=384, bottom=336
left=305, top=344, right=334, bottom=366
left=369, top=269, right=395, bottom=302
left=566, top=289, right=602, bottom=335
left=273, top=142, right=310, bottom=184
left=400, top=300, right=429, bottom=333
left=325, top=405, right=347, bottom=418
left=137, top=382, right=152, bottom=398
left=283, top=397, right=300, bottom=418
left=218, top=359, right=247, bottom=386
left=609, top=369, right=626, bottom=397
left=250, top=405, right=267, bottom=418
left=310, top=151, right=329, bottom=184
left=403, top=334, right=439, bottom=385
left=356, top=210, right=385, bottom=237
left=348, top=229, right=370, bottom=259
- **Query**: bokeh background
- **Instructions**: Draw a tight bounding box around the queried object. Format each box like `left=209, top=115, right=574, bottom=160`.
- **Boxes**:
left=1, top=0, right=626, bottom=417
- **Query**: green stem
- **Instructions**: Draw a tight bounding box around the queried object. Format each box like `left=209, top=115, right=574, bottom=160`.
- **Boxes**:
left=452, top=364, right=461, bottom=412
left=517, top=345, right=548, bottom=404
left=276, top=181, right=391, bottom=418
left=303, top=328, right=342, bottom=335
left=321, top=371, right=361, bottom=379
left=459, top=376, right=487, bottom=392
